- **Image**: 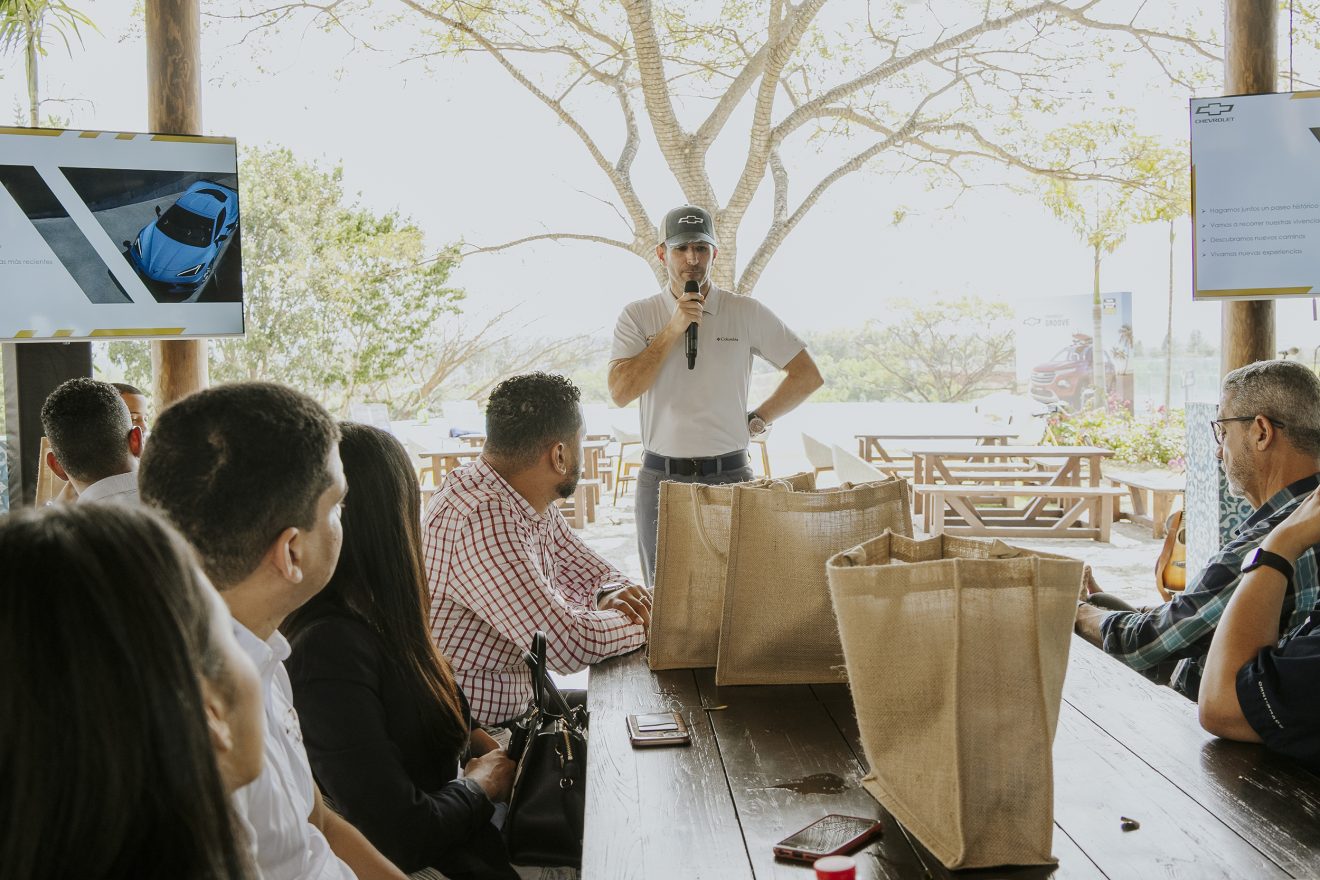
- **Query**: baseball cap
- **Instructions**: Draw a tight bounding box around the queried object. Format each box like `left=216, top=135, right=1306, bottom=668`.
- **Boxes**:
left=661, top=205, right=717, bottom=249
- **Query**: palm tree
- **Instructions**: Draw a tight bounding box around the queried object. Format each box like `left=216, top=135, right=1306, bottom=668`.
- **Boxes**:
left=0, top=0, right=96, bottom=126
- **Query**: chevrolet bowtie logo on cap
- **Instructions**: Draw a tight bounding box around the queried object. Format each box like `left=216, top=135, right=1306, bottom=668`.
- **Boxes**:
left=662, top=204, right=717, bottom=248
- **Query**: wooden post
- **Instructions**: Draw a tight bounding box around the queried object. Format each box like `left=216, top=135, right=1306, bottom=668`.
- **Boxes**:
left=146, top=0, right=208, bottom=406
left=1220, top=0, right=1277, bottom=375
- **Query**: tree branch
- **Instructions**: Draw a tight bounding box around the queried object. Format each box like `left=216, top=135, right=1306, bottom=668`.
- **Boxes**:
left=395, top=0, right=653, bottom=240
left=722, top=0, right=828, bottom=235
left=461, top=231, right=635, bottom=257
left=621, top=0, right=715, bottom=206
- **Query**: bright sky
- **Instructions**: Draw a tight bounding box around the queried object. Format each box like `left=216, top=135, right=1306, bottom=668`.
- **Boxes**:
left=4, top=2, right=1320, bottom=358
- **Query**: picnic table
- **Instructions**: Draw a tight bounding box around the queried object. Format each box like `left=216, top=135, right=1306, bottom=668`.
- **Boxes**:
left=583, top=640, right=1320, bottom=879
left=419, top=447, right=482, bottom=483
left=910, top=443, right=1122, bottom=541
left=854, top=428, right=1016, bottom=465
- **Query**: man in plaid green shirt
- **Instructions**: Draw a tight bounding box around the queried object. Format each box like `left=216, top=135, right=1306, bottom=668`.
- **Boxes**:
left=1076, top=360, right=1320, bottom=699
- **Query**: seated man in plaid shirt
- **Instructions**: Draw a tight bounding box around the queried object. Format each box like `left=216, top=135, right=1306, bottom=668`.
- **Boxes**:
left=424, top=372, right=650, bottom=726
left=1076, top=360, right=1320, bottom=700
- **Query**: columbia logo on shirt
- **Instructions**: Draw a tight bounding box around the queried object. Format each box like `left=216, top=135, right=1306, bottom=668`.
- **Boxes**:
left=716, top=336, right=740, bottom=342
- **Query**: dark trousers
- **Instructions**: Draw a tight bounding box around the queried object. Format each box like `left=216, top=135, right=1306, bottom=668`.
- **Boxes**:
left=635, top=463, right=755, bottom=587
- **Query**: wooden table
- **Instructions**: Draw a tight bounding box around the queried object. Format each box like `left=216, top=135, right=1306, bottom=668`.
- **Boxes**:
left=910, top=442, right=1112, bottom=527
left=583, top=641, right=1320, bottom=879
left=582, top=439, right=611, bottom=490
left=855, top=429, right=1016, bottom=467
left=419, top=448, right=482, bottom=483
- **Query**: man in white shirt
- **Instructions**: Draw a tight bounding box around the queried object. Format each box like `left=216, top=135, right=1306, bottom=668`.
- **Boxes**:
left=39, top=377, right=142, bottom=506
left=609, top=204, right=824, bottom=585
left=140, top=382, right=406, bottom=880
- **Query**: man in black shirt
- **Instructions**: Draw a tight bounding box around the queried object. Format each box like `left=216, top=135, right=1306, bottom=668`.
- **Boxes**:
left=1200, top=486, right=1320, bottom=773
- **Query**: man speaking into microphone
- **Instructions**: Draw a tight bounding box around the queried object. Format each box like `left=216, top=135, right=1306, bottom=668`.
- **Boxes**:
left=609, top=203, right=824, bottom=586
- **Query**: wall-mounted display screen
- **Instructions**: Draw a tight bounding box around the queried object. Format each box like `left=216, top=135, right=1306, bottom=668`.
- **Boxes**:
left=1191, top=92, right=1320, bottom=301
left=0, top=126, right=243, bottom=341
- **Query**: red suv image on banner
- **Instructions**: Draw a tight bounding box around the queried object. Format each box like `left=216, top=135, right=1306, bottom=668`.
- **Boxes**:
left=1029, top=333, right=1115, bottom=410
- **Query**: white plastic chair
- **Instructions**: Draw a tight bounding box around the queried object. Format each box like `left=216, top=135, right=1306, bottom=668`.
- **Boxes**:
left=831, top=444, right=887, bottom=485
left=801, top=433, right=835, bottom=478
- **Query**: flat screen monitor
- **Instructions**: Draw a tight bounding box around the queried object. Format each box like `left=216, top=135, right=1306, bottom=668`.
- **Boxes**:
left=0, top=126, right=243, bottom=341
left=1190, top=92, right=1320, bottom=301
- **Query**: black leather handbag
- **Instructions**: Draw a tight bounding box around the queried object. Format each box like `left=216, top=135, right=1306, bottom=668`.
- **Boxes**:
left=503, top=631, right=588, bottom=867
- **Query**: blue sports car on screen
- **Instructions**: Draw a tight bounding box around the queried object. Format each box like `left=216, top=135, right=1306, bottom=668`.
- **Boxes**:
left=126, top=180, right=238, bottom=300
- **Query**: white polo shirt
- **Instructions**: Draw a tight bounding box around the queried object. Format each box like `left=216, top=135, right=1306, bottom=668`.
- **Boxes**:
left=611, top=285, right=805, bottom=458
left=231, top=622, right=356, bottom=880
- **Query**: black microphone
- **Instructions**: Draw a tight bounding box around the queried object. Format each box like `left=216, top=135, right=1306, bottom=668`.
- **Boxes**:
left=684, top=279, right=699, bottom=370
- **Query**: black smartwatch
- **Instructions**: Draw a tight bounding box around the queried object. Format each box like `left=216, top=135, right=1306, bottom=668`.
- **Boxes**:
left=1240, top=547, right=1294, bottom=583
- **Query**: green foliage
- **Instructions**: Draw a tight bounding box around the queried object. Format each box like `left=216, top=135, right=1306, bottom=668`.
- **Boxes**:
left=809, top=296, right=1017, bottom=403
left=219, top=146, right=461, bottom=410
left=1050, top=405, right=1186, bottom=469
left=1038, top=118, right=1187, bottom=255
left=106, top=146, right=465, bottom=414
left=0, top=0, right=94, bottom=59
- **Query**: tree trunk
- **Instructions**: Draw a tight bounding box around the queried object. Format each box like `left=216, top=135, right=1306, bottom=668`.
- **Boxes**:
left=1221, top=0, right=1276, bottom=375
left=1091, top=242, right=1105, bottom=409
left=1164, top=219, right=1175, bottom=410
left=24, top=21, right=39, bottom=126
left=147, top=0, right=209, bottom=406
left=714, top=239, right=736, bottom=291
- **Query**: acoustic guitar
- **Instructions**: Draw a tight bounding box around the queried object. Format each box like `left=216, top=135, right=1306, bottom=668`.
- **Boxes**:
left=1155, top=509, right=1187, bottom=602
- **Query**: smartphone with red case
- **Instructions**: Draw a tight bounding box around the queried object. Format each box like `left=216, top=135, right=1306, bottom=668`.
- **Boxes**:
left=773, top=814, right=884, bottom=862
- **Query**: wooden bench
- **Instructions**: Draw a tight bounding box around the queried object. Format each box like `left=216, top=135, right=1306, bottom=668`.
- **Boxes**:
left=1106, top=470, right=1185, bottom=538
left=916, top=483, right=1127, bottom=542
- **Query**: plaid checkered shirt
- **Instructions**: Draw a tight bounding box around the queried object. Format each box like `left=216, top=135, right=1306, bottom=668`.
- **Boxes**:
left=423, top=457, right=646, bottom=725
left=1101, top=474, right=1320, bottom=698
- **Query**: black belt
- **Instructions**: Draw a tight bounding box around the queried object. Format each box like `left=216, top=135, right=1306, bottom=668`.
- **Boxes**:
left=643, top=450, right=749, bottom=477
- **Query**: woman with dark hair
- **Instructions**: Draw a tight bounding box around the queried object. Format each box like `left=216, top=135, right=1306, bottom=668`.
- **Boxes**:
left=284, top=423, right=517, bottom=880
left=0, top=505, right=263, bottom=879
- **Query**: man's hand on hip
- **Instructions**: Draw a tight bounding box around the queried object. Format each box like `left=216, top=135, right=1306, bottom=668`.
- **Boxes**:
left=599, top=585, right=653, bottom=629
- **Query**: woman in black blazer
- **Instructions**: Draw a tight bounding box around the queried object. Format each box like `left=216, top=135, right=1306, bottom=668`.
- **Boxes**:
left=285, top=423, right=518, bottom=880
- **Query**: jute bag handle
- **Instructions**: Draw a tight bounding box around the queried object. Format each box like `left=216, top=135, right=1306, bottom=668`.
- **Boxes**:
left=688, top=477, right=802, bottom=561
left=688, top=484, right=728, bottom=563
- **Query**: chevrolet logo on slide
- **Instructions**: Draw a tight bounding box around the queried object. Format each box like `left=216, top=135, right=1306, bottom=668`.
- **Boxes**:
left=1196, top=102, right=1234, bottom=116
left=678, top=215, right=703, bottom=224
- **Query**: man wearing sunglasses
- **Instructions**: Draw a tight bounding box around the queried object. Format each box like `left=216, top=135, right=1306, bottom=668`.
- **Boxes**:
left=1076, top=359, right=1320, bottom=700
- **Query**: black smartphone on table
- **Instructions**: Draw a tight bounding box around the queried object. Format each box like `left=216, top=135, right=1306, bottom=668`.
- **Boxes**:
left=626, top=711, right=691, bottom=747
left=773, top=814, right=884, bottom=862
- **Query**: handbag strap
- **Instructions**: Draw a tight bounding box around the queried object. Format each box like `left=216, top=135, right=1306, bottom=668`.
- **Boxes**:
left=524, top=630, right=574, bottom=717
left=531, top=631, right=547, bottom=713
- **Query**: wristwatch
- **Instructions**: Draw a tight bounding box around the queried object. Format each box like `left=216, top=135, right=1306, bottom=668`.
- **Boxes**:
left=1240, top=547, right=1294, bottom=582
left=747, top=411, right=768, bottom=437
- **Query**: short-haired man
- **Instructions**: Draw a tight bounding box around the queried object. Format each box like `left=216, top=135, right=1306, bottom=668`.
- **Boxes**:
left=425, top=372, right=649, bottom=726
left=112, top=382, right=150, bottom=433
left=1200, top=486, right=1320, bottom=772
left=609, top=204, right=824, bottom=586
left=140, top=382, right=406, bottom=880
left=1077, top=360, right=1320, bottom=699
left=40, top=377, right=143, bottom=506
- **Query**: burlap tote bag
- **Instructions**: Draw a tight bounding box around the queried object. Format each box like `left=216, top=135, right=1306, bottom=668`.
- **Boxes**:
left=714, top=478, right=911, bottom=685
left=825, top=531, right=1082, bottom=869
left=648, top=472, right=816, bottom=670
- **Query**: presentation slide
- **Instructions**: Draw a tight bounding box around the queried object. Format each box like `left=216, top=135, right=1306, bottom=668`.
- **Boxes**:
left=1191, top=93, right=1320, bottom=301
left=0, top=126, right=243, bottom=341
